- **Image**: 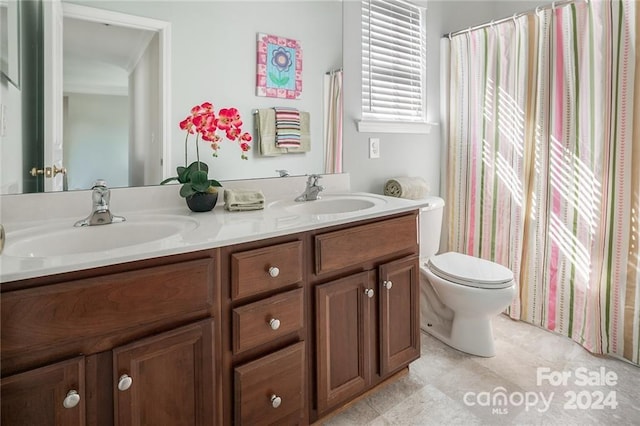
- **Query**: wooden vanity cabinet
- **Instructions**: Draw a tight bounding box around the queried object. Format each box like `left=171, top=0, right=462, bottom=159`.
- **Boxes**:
left=221, top=236, right=307, bottom=426
left=0, top=252, right=219, bottom=426
left=311, top=213, right=421, bottom=419
left=1, top=209, right=421, bottom=425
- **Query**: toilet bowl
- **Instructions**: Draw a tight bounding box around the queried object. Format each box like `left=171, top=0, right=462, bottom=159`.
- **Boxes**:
left=418, top=197, right=516, bottom=357
left=420, top=252, right=516, bottom=357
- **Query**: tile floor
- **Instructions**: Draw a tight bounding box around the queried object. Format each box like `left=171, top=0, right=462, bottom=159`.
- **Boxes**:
left=322, top=314, right=640, bottom=425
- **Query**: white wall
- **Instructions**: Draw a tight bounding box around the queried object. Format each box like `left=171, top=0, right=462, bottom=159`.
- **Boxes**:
left=64, top=93, right=129, bottom=190
left=129, top=33, right=162, bottom=187
left=0, top=79, right=22, bottom=194
left=342, top=0, right=542, bottom=195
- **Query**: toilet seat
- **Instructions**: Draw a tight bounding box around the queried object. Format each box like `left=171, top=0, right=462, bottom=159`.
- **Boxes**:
left=427, top=252, right=514, bottom=289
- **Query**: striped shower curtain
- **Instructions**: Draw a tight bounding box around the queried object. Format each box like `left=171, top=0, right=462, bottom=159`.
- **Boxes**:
left=446, top=0, right=640, bottom=365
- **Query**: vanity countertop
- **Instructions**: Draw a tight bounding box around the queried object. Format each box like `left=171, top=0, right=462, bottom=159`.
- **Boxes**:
left=0, top=190, right=430, bottom=283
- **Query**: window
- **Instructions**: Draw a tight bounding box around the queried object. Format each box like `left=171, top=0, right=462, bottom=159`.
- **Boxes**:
left=360, top=0, right=427, bottom=132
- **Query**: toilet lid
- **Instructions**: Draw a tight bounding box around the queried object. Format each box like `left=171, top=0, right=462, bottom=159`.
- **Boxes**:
left=427, top=252, right=514, bottom=289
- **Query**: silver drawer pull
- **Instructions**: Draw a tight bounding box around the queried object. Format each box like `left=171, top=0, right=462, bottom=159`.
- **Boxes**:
left=364, top=288, right=374, bottom=298
left=270, top=394, right=282, bottom=408
left=268, top=266, right=280, bottom=278
left=63, top=390, right=80, bottom=408
left=269, top=318, right=281, bottom=330
left=118, top=374, right=133, bottom=391
left=383, top=280, right=393, bottom=290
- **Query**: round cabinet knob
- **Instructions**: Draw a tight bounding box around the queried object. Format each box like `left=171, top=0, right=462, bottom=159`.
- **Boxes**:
left=383, top=280, right=393, bottom=290
left=118, top=374, right=133, bottom=391
left=270, top=394, right=282, bottom=408
left=364, top=288, right=374, bottom=298
left=63, top=390, right=81, bottom=409
left=268, top=266, right=280, bottom=278
left=269, top=318, right=281, bottom=330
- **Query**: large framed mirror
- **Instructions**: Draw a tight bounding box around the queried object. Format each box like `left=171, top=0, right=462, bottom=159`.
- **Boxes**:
left=0, top=0, right=343, bottom=195
left=0, top=0, right=20, bottom=88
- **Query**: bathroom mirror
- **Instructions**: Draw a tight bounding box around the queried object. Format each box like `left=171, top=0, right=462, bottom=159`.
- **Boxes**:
left=1, top=0, right=343, bottom=195
left=0, top=0, right=20, bottom=88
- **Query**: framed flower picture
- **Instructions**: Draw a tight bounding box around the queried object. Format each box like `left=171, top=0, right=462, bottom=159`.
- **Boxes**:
left=256, top=33, right=302, bottom=99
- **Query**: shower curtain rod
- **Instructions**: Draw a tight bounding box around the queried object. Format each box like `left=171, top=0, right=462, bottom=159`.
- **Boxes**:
left=443, top=0, right=587, bottom=39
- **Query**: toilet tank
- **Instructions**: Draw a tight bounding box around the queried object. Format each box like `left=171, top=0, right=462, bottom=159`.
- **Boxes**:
left=419, top=196, right=445, bottom=259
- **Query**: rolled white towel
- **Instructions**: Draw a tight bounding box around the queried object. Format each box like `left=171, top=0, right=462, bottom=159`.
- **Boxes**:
left=224, top=188, right=265, bottom=211
left=384, top=177, right=430, bottom=200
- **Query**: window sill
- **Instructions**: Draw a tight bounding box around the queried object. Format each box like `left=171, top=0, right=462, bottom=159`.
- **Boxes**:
left=356, top=120, right=438, bottom=134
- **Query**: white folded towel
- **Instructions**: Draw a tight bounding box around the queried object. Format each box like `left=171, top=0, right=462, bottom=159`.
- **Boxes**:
left=384, top=177, right=430, bottom=200
left=257, top=109, right=287, bottom=156
left=224, top=188, right=265, bottom=211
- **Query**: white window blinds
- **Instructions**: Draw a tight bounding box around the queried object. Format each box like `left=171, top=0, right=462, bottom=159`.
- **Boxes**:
left=361, top=0, right=426, bottom=123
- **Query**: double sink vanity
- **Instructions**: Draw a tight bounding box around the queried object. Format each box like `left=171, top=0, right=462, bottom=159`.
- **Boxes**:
left=0, top=174, right=427, bottom=425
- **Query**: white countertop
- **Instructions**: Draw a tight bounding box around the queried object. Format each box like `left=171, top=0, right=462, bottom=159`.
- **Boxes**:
left=1, top=177, right=431, bottom=283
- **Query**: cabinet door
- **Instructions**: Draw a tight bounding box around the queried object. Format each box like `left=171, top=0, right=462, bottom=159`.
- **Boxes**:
left=1, top=356, right=85, bottom=426
left=315, top=271, right=374, bottom=414
left=379, top=256, right=420, bottom=376
left=113, top=319, right=215, bottom=426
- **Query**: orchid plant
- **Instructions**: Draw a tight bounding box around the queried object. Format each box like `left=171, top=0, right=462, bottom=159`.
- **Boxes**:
left=161, top=102, right=252, bottom=198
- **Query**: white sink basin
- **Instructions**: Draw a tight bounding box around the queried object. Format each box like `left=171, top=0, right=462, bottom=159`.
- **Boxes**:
left=270, top=194, right=387, bottom=215
left=3, top=214, right=199, bottom=258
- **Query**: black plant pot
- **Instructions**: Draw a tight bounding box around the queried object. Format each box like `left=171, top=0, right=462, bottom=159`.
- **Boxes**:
left=185, top=192, right=218, bottom=212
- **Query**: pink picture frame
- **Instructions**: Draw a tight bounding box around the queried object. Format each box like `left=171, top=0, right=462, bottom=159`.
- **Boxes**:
left=256, top=33, right=302, bottom=99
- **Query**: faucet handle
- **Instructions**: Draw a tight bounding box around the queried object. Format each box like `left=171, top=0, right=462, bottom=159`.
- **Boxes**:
left=92, top=179, right=107, bottom=189
left=308, top=174, right=322, bottom=185
left=91, top=180, right=110, bottom=206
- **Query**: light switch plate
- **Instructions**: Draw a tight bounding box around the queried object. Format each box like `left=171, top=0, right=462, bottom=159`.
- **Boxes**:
left=369, top=138, right=380, bottom=159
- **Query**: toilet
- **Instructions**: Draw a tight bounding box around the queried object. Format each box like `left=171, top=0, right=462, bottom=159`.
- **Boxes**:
left=419, top=196, right=516, bottom=357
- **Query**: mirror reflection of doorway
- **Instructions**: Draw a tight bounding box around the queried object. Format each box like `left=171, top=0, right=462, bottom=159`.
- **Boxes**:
left=44, top=2, right=170, bottom=191
left=63, top=15, right=158, bottom=190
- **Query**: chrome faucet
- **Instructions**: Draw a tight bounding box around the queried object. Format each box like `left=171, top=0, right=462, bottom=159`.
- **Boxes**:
left=74, top=180, right=126, bottom=227
left=276, top=169, right=290, bottom=177
left=295, top=174, right=324, bottom=202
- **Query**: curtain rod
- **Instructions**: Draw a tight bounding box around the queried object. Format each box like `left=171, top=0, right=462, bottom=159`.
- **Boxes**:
left=443, top=0, right=587, bottom=39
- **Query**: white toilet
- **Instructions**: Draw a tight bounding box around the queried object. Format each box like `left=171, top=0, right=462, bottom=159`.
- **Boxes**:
left=419, top=196, right=516, bottom=357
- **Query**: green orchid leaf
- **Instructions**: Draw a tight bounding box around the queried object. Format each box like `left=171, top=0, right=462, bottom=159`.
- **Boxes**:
left=187, top=170, right=209, bottom=193
left=160, top=176, right=179, bottom=185
left=177, top=166, right=190, bottom=183
left=186, top=161, right=209, bottom=174
left=208, top=179, right=222, bottom=187
left=179, top=184, right=196, bottom=198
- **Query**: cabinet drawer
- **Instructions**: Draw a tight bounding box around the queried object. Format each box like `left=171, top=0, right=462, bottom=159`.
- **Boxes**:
left=231, top=241, right=303, bottom=300
left=1, top=258, right=214, bottom=360
left=232, top=288, right=304, bottom=354
left=234, top=341, right=305, bottom=425
left=315, top=214, right=418, bottom=275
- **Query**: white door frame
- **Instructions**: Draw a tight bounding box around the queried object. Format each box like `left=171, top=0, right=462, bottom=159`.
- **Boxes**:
left=43, top=0, right=64, bottom=192
left=45, top=2, right=172, bottom=190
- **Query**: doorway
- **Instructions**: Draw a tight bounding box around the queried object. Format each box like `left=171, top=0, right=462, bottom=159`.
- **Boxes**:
left=42, top=1, right=170, bottom=191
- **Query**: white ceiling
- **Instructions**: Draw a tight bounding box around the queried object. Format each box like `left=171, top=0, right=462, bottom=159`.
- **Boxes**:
left=63, top=16, right=155, bottom=96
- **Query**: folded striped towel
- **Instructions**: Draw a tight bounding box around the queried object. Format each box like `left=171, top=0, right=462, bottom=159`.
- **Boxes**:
left=273, top=107, right=301, bottom=148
